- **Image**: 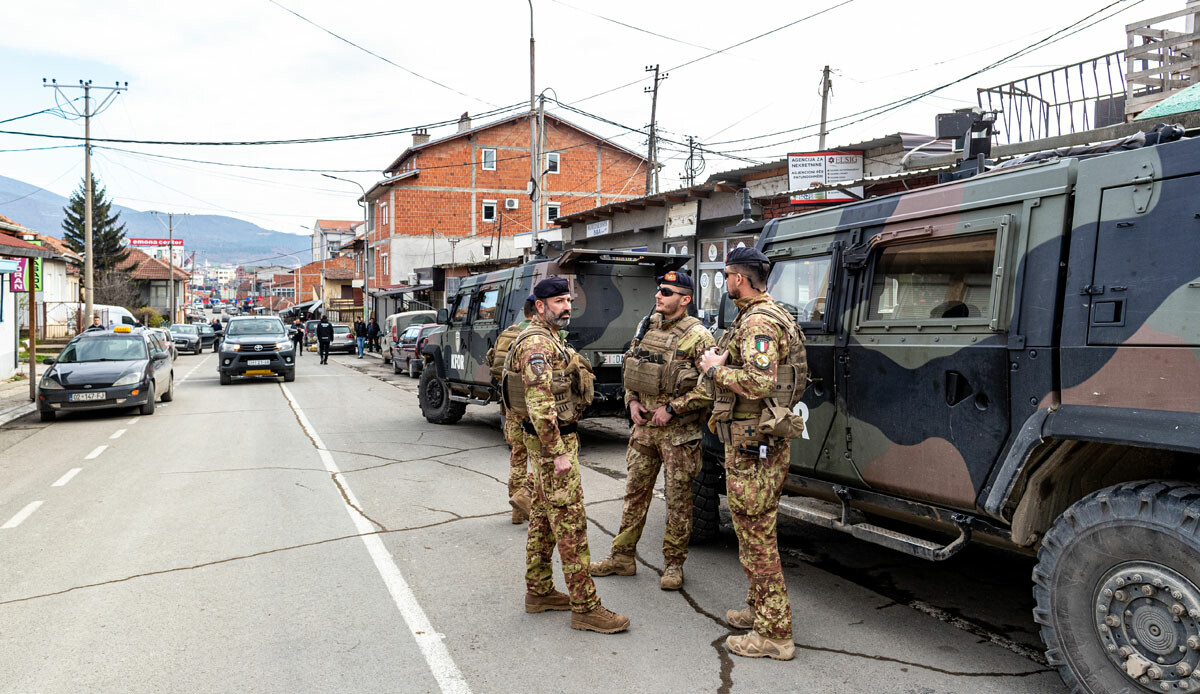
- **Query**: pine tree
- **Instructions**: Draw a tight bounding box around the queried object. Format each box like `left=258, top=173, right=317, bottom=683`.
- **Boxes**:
left=61, top=174, right=129, bottom=272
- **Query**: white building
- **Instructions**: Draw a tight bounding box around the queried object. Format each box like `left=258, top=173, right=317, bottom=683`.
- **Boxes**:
left=311, top=219, right=362, bottom=262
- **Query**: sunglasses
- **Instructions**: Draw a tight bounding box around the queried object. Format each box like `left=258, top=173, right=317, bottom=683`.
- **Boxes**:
left=656, top=286, right=689, bottom=297
left=722, top=271, right=743, bottom=281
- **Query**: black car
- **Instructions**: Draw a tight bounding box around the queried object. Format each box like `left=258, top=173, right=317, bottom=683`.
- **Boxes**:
left=37, top=326, right=175, bottom=421
left=197, top=322, right=220, bottom=351
left=168, top=323, right=202, bottom=355
left=217, top=316, right=295, bottom=384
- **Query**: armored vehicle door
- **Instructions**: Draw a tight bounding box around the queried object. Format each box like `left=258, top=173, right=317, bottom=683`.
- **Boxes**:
left=842, top=215, right=1014, bottom=511
left=462, top=281, right=504, bottom=384
left=442, top=290, right=475, bottom=381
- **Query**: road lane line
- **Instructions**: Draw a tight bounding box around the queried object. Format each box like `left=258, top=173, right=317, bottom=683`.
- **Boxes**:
left=85, top=445, right=107, bottom=460
left=279, top=383, right=470, bottom=694
left=110, top=429, right=126, bottom=440
left=177, top=354, right=212, bottom=385
left=127, top=417, right=140, bottom=426
left=2, top=501, right=44, bottom=529
left=52, top=468, right=82, bottom=487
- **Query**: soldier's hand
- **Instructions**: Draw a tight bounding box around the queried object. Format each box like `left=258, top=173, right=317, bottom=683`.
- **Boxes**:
left=699, top=346, right=728, bottom=373
left=553, top=454, right=571, bottom=476
left=629, top=400, right=648, bottom=425
left=650, top=406, right=673, bottom=426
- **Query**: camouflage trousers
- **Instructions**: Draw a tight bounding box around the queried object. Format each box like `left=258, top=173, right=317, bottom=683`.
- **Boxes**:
left=609, top=421, right=702, bottom=565
left=725, top=425, right=792, bottom=640
left=523, top=431, right=600, bottom=613
left=503, top=410, right=533, bottom=499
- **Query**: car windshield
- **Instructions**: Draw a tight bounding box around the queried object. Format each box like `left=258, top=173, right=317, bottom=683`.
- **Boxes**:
left=333, top=325, right=351, bottom=335
left=226, top=319, right=285, bottom=336
left=170, top=325, right=198, bottom=335
left=58, top=336, right=147, bottom=363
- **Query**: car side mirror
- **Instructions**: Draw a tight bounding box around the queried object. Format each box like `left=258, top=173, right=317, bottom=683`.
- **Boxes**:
left=153, top=352, right=169, bottom=362
left=42, top=357, right=56, bottom=365
left=436, top=308, right=449, bottom=325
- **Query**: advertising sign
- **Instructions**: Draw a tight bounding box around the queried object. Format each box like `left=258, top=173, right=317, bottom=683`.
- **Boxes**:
left=129, top=239, right=185, bottom=266
left=585, top=220, right=611, bottom=238
left=788, top=151, right=864, bottom=205
left=128, top=238, right=184, bottom=247
left=664, top=200, right=699, bottom=238
left=8, top=257, right=28, bottom=292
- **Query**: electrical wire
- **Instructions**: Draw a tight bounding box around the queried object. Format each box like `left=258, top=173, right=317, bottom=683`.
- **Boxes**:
left=0, top=144, right=82, bottom=154
left=548, top=0, right=722, bottom=53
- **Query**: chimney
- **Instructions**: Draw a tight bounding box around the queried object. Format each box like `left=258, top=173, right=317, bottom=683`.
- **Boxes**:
left=457, top=112, right=471, bottom=132
left=411, top=128, right=430, bottom=146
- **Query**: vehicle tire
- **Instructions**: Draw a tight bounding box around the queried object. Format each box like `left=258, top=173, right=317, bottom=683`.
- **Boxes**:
left=1034, top=481, right=1200, bottom=694
left=393, top=357, right=403, bottom=374
left=408, top=359, right=419, bottom=379
left=219, top=372, right=232, bottom=386
left=283, top=369, right=295, bottom=383
left=161, top=374, right=175, bottom=402
left=690, top=448, right=726, bottom=544
left=418, top=366, right=465, bottom=425
left=139, top=385, right=156, bottom=415
left=39, top=409, right=55, bottom=422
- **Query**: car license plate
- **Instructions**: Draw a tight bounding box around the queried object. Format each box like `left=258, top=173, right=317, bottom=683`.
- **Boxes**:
left=247, top=359, right=270, bottom=366
left=70, top=391, right=107, bottom=402
left=602, top=353, right=624, bottom=366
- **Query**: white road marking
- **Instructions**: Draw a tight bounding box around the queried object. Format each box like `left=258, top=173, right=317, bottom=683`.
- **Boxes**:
left=177, top=354, right=213, bottom=385
left=279, top=383, right=470, bottom=694
left=84, top=445, right=107, bottom=460
left=110, top=429, right=126, bottom=440
left=52, top=468, right=82, bottom=487
left=2, top=501, right=44, bottom=529
left=127, top=417, right=140, bottom=426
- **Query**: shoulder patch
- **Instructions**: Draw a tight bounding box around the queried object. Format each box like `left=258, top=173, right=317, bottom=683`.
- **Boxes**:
left=752, top=352, right=772, bottom=370
left=754, top=335, right=772, bottom=353
left=528, top=352, right=547, bottom=375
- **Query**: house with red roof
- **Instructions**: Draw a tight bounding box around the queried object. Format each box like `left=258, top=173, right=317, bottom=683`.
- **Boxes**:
left=116, top=248, right=190, bottom=321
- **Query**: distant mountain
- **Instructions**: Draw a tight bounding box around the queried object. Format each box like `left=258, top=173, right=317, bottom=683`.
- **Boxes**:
left=0, top=174, right=311, bottom=266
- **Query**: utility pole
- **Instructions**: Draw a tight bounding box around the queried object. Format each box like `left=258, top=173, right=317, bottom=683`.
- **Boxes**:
left=43, top=79, right=127, bottom=327
left=536, top=94, right=547, bottom=233
left=643, top=65, right=667, bottom=195
left=152, top=211, right=185, bottom=324
left=818, top=65, right=832, bottom=150
left=527, top=0, right=539, bottom=234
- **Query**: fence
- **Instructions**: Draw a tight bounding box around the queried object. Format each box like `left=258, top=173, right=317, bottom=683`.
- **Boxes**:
left=1124, top=3, right=1200, bottom=119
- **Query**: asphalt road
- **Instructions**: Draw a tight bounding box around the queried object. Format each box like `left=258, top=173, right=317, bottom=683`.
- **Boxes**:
left=0, top=347, right=1068, bottom=693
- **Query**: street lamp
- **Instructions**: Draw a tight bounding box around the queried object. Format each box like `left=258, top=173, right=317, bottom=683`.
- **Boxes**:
left=321, top=174, right=370, bottom=322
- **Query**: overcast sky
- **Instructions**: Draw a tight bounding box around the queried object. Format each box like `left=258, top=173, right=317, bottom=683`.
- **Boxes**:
left=0, top=0, right=1186, bottom=237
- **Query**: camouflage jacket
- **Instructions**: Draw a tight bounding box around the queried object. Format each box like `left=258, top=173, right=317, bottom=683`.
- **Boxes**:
left=513, top=317, right=574, bottom=457
left=486, top=319, right=530, bottom=374
left=625, top=312, right=715, bottom=415
left=711, top=293, right=791, bottom=402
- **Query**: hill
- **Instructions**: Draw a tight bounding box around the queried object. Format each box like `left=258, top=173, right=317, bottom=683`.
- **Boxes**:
left=0, top=173, right=311, bottom=266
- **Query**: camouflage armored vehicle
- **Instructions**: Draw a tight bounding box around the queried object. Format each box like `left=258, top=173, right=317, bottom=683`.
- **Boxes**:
left=693, top=128, right=1200, bottom=693
left=417, top=249, right=688, bottom=424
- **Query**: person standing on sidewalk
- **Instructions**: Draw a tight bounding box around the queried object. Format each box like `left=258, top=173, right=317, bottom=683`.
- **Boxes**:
left=290, top=318, right=304, bottom=357
left=316, top=314, right=334, bottom=364
left=354, top=318, right=367, bottom=358
left=367, top=315, right=381, bottom=353
left=590, top=270, right=713, bottom=591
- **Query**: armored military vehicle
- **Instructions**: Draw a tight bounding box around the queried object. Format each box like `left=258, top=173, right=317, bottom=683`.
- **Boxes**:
left=692, top=127, right=1200, bottom=693
left=417, top=249, right=688, bottom=424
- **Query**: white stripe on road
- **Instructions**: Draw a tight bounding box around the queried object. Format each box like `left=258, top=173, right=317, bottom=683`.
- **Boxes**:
left=52, top=468, right=82, bottom=487
left=279, top=383, right=470, bottom=694
left=177, top=354, right=213, bottom=385
left=84, top=445, right=107, bottom=460
left=110, top=429, right=126, bottom=440
left=2, top=501, right=44, bottom=529
left=127, top=417, right=140, bottom=426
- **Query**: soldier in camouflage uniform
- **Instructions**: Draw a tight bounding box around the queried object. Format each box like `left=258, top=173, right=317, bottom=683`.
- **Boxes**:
left=700, top=247, right=801, bottom=661
left=590, top=270, right=714, bottom=590
left=487, top=295, right=537, bottom=524
left=508, top=277, right=630, bottom=634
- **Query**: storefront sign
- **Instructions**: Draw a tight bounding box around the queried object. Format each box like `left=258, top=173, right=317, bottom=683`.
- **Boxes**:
left=129, top=238, right=184, bottom=246
left=585, top=220, right=611, bottom=238
left=788, top=151, right=864, bottom=205
left=664, top=200, right=699, bottom=238
left=9, top=257, right=28, bottom=292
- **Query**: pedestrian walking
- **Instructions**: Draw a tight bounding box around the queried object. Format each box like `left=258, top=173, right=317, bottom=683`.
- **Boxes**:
left=503, top=277, right=629, bottom=634
left=291, top=317, right=304, bottom=357
left=486, top=294, right=537, bottom=524
left=367, top=315, right=382, bottom=353
left=699, top=247, right=808, bottom=661
left=316, top=314, right=334, bottom=364
left=354, top=318, right=367, bottom=358
left=590, top=270, right=713, bottom=590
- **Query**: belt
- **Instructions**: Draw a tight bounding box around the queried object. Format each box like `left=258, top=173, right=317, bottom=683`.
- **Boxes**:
left=523, top=420, right=578, bottom=437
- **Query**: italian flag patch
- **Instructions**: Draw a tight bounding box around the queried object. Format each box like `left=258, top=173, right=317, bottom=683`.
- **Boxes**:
left=754, top=335, right=771, bottom=353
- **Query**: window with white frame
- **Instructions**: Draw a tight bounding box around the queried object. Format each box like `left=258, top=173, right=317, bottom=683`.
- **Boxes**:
left=545, top=152, right=560, bottom=174
left=378, top=202, right=390, bottom=227
left=382, top=253, right=389, bottom=277
left=546, top=202, right=560, bottom=223
left=482, top=200, right=497, bottom=222
left=481, top=148, right=497, bottom=171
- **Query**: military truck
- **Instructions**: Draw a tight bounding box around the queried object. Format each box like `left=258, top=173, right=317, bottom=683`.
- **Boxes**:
left=692, top=128, right=1200, bottom=693
left=417, top=249, right=688, bottom=424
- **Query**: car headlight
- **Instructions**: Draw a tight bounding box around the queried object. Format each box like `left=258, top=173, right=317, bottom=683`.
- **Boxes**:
left=275, top=341, right=291, bottom=351
left=39, top=376, right=64, bottom=390
left=113, top=371, right=142, bottom=387
left=223, top=342, right=241, bottom=352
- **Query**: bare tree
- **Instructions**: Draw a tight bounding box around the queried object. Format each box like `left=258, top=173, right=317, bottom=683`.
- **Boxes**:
left=93, top=269, right=140, bottom=310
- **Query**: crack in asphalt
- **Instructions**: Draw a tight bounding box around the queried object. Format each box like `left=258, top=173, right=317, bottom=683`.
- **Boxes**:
left=330, top=445, right=506, bottom=475
left=790, top=641, right=1053, bottom=678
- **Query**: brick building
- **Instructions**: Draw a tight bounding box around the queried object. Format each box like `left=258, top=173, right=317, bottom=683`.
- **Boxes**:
left=311, top=219, right=362, bottom=262
left=359, top=111, right=648, bottom=292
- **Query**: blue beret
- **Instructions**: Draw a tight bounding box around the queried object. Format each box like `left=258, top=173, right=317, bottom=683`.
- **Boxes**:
left=656, top=269, right=694, bottom=290
left=726, top=246, right=770, bottom=265
left=533, top=277, right=570, bottom=299
left=525, top=293, right=537, bottom=303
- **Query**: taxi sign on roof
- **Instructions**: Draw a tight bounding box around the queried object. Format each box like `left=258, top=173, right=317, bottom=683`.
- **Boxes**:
left=113, top=325, right=132, bottom=333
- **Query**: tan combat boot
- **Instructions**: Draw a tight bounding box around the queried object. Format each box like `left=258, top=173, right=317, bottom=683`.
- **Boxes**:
left=524, top=589, right=570, bottom=613
left=725, top=631, right=795, bottom=661
left=589, top=553, right=636, bottom=576
left=570, top=605, right=630, bottom=634
left=509, top=488, right=532, bottom=518
left=660, top=563, right=684, bottom=590
left=725, top=606, right=754, bottom=630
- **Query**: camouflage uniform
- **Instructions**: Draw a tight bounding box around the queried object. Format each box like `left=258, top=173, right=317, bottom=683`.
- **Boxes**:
left=490, top=319, right=534, bottom=501
left=514, top=317, right=600, bottom=613
left=710, top=292, right=795, bottom=641
left=610, top=312, right=714, bottom=566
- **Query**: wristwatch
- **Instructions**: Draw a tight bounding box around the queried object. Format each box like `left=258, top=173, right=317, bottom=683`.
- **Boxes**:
left=665, top=404, right=676, bottom=416
left=706, top=365, right=717, bottom=379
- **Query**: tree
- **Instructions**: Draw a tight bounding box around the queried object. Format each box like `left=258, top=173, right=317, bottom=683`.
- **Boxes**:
left=93, top=268, right=140, bottom=310
left=61, top=174, right=129, bottom=272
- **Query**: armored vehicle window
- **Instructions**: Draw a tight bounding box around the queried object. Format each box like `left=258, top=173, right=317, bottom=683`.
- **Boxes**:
left=767, top=255, right=833, bottom=325
left=867, top=233, right=996, bottom=322
left=475, top=286, right=501, bottom=322
left=451, top=293, right=472, bottom=323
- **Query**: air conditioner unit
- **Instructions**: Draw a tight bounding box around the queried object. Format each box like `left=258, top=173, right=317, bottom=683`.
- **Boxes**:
left=505, top=198, right=519, bottom=210
left=407, top=272, right=419, bottom=286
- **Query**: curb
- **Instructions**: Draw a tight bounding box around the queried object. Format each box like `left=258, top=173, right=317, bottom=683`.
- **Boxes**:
left=0, top=402, right=37, bottom=427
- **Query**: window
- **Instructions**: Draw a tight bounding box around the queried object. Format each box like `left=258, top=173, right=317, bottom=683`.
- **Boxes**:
left=545, top=152, right=560, bottom=174
left=381, top=253, right=389, bottom=278
left=481, top=148, right=497, bottom=171
left=546, top=203, right=560, bottom=223
left=766, top=255, right=833, bottom=323
left=482, top=200, right=497, bottom=222
left=378, top=203, right=390, bottom=227
left=867, top=233, right=997, bottom=322
left=451, top=293, right=472, bottom=322
left=475, top=286, right=501, bottom=322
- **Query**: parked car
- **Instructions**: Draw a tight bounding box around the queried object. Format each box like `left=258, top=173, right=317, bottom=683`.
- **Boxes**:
left=147, top=327, right=177, bottom=360
left=37, top=325, right=174, bottom=421
left=196, top=322, right=220, bottom=351
left=328, top=324, right=356, bottom=354
left=168, top=323, right=202, bottom=355
left=393, top=323, right=444, bottom=377
left=217, top=316, right=295, bottom=385
left=383, top=310, right=436, bottom=363
left=304, top=319, right=320, bottom=346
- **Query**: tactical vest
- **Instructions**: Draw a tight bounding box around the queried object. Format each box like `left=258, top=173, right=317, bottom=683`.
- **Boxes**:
left=487, top=322, right=525, bottom=383
left=501, top=324, right=594, bottom=424
left=622, top=315, right=703, bottom=400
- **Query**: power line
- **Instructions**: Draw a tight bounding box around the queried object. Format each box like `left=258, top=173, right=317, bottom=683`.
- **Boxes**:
left=0, top=144, right=82, bottom=153
left=548, top=0, right=722, bottom=53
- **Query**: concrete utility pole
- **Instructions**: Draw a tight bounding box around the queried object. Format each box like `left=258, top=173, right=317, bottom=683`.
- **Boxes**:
left=43, top=79, right=127, bottom=327
left=644, top=65, right=667, bottom=195
left=152, top=211, right=185, bottom=324
left=527, top=0, right=539, bottom=233
left=536, top=94, right=547, bottom=232
left=818, top=65, right=832, bottom=150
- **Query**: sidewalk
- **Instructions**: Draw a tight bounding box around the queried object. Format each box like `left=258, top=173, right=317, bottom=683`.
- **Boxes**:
left=0, top=363, right=47, bottom=426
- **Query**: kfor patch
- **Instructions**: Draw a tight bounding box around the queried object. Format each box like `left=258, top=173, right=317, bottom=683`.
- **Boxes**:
left=752, top=353, right=772, bottom=370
